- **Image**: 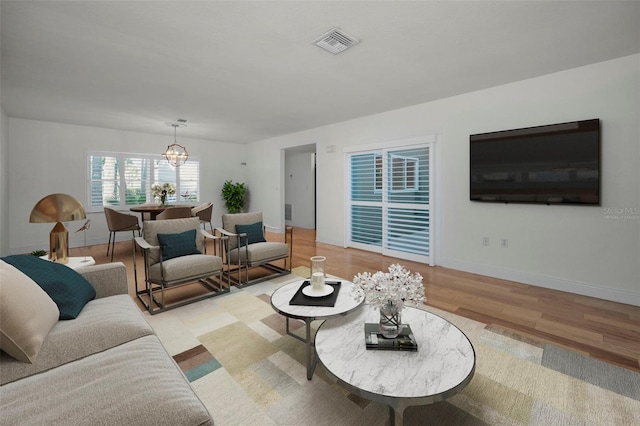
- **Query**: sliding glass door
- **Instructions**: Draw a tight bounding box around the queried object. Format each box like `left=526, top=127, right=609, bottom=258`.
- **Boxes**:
left=347, top=144, right=433, bottom=264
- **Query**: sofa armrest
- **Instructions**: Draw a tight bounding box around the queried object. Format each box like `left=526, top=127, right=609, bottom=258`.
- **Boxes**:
left=76, top=262, right=128, bottom=299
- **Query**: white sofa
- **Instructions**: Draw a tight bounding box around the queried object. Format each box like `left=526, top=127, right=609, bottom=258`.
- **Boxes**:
left=0, top=261, right=213, bottom=426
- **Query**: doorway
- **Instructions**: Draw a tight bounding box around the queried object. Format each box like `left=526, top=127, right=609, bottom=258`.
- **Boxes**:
left=284, top=144, right=317, bottom=230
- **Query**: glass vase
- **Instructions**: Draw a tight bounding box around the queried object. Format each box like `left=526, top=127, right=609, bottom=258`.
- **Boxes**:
left=160, top=194, right=167, bottom=206
left=310, top=256, right=326, bottom=291
left=379, top=301, right=402, bottom=338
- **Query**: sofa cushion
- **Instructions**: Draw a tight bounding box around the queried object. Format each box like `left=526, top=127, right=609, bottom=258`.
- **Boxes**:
left=0, top=261, right=60, bottom=363
left=235, top=221, right=266, bottom=246
left=149, top=254, right=222, bottom=283
left=157, top=229, right=201, bottom=261
left=0, top=335, right=213, bottom=426
left=1, top=294, right=154, bottom=385
left=1, top=255, right=96, bottom=320
left=228, top=241, right=289, bottom=264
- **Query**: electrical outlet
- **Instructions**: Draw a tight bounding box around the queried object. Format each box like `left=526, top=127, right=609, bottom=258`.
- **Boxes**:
left=482, top=237, right=490, bottom=246
left=501, top=239, right=509, bottom=248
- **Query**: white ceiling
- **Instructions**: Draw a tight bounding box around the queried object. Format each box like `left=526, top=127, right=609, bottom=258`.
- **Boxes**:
left=2, top=1, right=639, bottom=144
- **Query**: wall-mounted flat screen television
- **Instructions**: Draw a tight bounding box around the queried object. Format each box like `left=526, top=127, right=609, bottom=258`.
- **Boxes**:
left=470, top=119, right=600, bottom=205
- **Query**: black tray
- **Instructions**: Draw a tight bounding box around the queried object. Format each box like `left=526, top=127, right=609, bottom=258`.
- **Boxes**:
left=289, top=281, right=341, bottom=307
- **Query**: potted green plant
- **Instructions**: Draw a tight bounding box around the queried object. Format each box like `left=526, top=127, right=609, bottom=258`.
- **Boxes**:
left=221, top=180, right=247, bottom=213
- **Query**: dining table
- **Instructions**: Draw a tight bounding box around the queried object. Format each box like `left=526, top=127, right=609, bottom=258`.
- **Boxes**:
left=129, top=204, right=194, bottom=221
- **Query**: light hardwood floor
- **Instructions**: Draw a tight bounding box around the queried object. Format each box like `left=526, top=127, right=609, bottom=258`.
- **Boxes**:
left=72, top=226, right=640, bottom=373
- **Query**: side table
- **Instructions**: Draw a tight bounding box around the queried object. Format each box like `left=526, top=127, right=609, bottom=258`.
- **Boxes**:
left=40, top=255, right=96, bottom=270
left=270, top=279, right=364, bottom=379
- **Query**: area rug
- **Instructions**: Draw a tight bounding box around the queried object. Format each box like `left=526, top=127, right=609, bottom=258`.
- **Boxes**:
left=144, top=273, right=640, bottom=426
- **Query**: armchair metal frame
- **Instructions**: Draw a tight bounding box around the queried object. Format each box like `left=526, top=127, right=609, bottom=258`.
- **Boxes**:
left=217, top=212, right=292, bottom=288
left=133, top=217, right=229, bottom=314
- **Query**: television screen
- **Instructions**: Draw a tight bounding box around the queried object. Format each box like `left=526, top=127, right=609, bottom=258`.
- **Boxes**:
left=470, top=119, right=600, bottom=205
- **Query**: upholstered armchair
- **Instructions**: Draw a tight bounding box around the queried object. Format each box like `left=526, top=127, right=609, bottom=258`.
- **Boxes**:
left=217, top=212, right=292, bottom=287
left=133, top=217, right=227, bottom=314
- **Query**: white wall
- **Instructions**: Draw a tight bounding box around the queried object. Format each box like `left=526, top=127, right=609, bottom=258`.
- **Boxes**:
left=284, top=151, right=315, bottom=229
left=8, top=119, right=246, bottom=254
left=0, top=107, right=9, bottom=256
left=247, top=54, right=640, bottom=306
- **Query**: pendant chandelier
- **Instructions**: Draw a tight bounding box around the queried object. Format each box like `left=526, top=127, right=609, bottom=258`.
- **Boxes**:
left=164, top=123, right=188, bottom=167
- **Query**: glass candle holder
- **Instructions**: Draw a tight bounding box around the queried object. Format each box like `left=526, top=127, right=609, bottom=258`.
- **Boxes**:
left=310, top=256, right=326, bottom=291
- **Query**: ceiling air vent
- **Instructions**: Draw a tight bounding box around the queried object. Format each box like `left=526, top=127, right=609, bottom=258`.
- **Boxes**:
left=313, top=28, right=359, bottom=54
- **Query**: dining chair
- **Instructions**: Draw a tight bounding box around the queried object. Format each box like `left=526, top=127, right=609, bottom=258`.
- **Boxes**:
left=104, top=207, right=141, bottom=261
left=192, top=202, right=214, bottom=232
left=191, top=202, right=214, bottom=254
left=155, top=206, right=193, bottom=220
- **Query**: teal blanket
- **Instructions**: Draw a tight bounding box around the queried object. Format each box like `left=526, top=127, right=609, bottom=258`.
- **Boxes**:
left=1, top=255, right=96, bottom=320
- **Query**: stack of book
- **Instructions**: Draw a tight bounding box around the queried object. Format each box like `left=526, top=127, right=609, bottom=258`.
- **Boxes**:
left=364, top=323, right=418, bottom=352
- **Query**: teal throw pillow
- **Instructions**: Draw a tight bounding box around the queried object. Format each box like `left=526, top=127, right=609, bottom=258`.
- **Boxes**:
left=0, top=255, right=96, bottom=320
left=235, top=222, right=266, bottom=246
left=157, top=229, right=201, bottom=261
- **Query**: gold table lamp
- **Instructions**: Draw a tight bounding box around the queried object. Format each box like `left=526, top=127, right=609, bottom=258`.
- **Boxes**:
left=29, top=193, right=86, bottom=264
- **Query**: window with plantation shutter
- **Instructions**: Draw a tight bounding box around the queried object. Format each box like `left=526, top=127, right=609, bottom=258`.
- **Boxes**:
left=124, top=157, right=151, bottom=205
left=347, top=142, right=433, bottom=265
left=178, top=161, right=199, bottom=203
left=87, top=151, right=200, bottom=212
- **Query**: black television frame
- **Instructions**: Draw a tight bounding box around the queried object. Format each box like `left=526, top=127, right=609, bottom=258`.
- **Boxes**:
left=470, top=119, right=601, bottom=205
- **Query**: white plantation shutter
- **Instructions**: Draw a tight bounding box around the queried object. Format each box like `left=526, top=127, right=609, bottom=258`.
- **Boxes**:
left=154, top=159, right=177, bottom=203
left=385, top=147, right=431, bottom=260
left=347, top=143, right=433, bottom=264
left=178, top=161, right=199, bottom=203
left=87, top=151, right=200, bottom=212
left=350, top=153, right=383, bottom=247
left=124, top=157, right=151, bottom=205
left=89, top=155, right=120, bottom=208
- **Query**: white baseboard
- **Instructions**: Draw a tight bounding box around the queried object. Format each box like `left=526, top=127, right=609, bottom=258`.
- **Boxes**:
left=315, top=236, right=344, bottom=247
left=439, top=257, right=640, bottom=307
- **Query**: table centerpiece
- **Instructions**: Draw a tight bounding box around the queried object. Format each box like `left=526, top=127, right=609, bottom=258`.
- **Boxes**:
left=352, top=264, right=425, bottom=338
left=152, top=183, right=176, bottom=206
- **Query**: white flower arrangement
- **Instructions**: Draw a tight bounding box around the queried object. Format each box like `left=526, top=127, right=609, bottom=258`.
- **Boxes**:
left=151, top=182, right=176, bottom=198
left=352, top=264, right=425, bottom=311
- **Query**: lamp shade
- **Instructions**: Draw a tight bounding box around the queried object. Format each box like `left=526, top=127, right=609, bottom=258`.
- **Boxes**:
left=29, top=194, right=86, bottom=264
left=29, top=193, right=86, bottom=223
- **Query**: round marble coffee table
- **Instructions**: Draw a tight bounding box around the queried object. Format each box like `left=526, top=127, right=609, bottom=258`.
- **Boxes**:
left=315, top=305, right=475, bottom=425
